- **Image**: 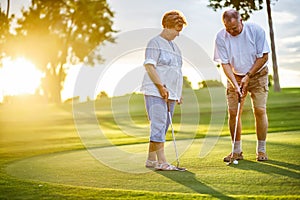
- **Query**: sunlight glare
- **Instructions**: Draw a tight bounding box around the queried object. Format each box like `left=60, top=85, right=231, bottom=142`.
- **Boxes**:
left=0, top=58, right=43, bottom=96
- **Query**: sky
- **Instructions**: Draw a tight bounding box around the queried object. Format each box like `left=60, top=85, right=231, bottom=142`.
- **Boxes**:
left=105, top=0, right=300, bottom=71
left=76, top=0, right=300, bottom=99
left=0, top=0, right=299, bottom=100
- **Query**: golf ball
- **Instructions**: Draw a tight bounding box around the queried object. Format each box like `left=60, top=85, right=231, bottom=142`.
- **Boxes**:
left=233, top=160, right=238, bottom=165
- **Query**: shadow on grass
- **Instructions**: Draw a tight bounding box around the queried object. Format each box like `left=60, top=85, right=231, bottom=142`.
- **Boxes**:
left=236, top=160, right=300, bottom=179
left=155, top=170, right=234, bottom=200
left=267, top=160, right=300, bottom=171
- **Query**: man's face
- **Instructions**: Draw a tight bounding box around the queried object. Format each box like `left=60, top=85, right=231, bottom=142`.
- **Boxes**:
left=224, top=18, right=243, bottom=36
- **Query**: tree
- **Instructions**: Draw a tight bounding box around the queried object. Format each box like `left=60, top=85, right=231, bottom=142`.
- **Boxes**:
left=208, top=0, right=281, bottom=92
left=6, top=0, right=10, bottom=17
left=0, top=5, right=10, bottom=60
left=183, top=76, right=192, bottom=88
left=199, top=80, right=223, bottom=88
left=6, top=0, right=116, bottom=103
left=265, top=0, right=280, bottom=91
left=97, top=91, right=108, bottom=99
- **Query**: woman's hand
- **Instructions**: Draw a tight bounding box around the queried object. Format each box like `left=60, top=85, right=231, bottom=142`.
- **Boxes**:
left=157, top=84, right=169, bottom=103
left=176, top=96, right=183, bottom=105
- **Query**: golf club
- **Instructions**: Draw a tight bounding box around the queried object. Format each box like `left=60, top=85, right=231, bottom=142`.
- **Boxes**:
left=167, top=101, right=186, bottom=171
left=227, top=92, right=241, bottom=166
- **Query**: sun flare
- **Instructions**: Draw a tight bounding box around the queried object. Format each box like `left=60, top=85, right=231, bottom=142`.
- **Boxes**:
left=0, top=57, right=43, bottom=97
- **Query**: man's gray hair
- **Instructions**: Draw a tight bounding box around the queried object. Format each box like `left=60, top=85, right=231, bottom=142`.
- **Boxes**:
left=222, top=9, right=241, bottom=23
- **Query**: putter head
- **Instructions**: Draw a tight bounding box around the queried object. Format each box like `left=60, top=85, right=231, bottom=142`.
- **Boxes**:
left=175, top=162, right=187, bottom=171
left=226, top=157, right=234, bottom=166
left=176, top=166, right=187, bottom=171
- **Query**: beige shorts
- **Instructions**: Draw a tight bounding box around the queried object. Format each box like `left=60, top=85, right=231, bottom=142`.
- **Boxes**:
left=227, top=67, right=269, bottom=109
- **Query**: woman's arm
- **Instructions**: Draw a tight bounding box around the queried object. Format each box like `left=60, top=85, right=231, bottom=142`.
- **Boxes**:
left=144, top=63, right=169, bottom=102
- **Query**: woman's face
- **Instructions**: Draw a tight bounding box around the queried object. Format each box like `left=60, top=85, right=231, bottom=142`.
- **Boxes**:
left=168, top=25, right=183, bottom=40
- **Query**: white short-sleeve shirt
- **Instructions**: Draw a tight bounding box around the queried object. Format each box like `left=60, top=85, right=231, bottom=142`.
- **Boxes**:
left=214, top=22, right=270, bottom=75
left=141, top=35, right=183, bottom=100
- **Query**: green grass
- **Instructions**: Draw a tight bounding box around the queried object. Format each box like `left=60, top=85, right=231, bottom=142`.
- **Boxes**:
left=0, top=87, right=300, bottom=199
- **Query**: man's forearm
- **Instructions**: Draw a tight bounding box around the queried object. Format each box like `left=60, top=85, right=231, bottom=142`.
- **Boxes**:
left=247, top=53, right=268, bottom=77
left=222, top=63, right=239, bottom=89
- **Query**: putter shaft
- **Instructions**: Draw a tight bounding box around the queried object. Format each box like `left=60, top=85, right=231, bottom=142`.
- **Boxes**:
left=230, top=94, right=241, bottom=162
left=167, top=101, right=180, bottom=168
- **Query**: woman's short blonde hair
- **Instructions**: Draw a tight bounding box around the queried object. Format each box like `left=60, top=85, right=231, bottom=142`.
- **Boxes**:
left=162, top=10, right=187, bottom=29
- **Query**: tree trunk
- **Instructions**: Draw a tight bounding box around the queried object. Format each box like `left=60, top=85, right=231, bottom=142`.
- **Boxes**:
left=6, top=0, right=10, bottom=17
left=266, top=0, right=281, bottom=92
left=52, top=75, right=62, bottom=104
left=42, top=65, right=63, bottom=104
left=52, top=64, right=63, bottom=104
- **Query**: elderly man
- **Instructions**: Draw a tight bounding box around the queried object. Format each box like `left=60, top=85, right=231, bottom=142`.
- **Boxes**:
left=214, top=9, right=270, bottom=162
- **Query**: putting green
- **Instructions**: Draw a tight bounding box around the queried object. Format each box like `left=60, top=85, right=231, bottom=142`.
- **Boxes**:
left=6, top=132, right=300, bottom=198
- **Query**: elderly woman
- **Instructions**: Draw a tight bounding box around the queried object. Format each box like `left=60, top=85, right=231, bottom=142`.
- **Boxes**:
left=141, top=10, right=187, bottom=171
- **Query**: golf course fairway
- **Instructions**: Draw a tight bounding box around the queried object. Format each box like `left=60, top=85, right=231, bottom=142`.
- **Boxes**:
left=1, top=87, right=300, bottom=199
left=6, top=132, right=300, bottom=199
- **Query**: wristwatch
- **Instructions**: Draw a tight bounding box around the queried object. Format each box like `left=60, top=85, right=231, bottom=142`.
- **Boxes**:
left=246, top=72, right=253, bottom=78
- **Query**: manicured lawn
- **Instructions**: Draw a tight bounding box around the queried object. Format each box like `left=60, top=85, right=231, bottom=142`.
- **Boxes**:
left=0, top=87, right=299, bottom=199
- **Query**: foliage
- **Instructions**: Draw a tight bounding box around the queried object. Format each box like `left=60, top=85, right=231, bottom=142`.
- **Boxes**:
left=208, top=0, right=264, bottom=20
left=97, top=91, right=108, bottom=98
left=0, top=6, right=11, bottom=60
left=183, top=76, right=192, bottom=88
left=268, top=74, right=273, bottom=86
left=199, top=80, right=223, bottom=88
left=4, top=0, right=116, bottom=103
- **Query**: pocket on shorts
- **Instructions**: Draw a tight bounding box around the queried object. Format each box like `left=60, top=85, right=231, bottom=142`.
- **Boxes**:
left=260, top=67, right=269, bottom=76
left=258, top=73, right=269, bottom=87
left=264, top=85, right=269, bottom=92
left=226, top=87, right=235, bottom=96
